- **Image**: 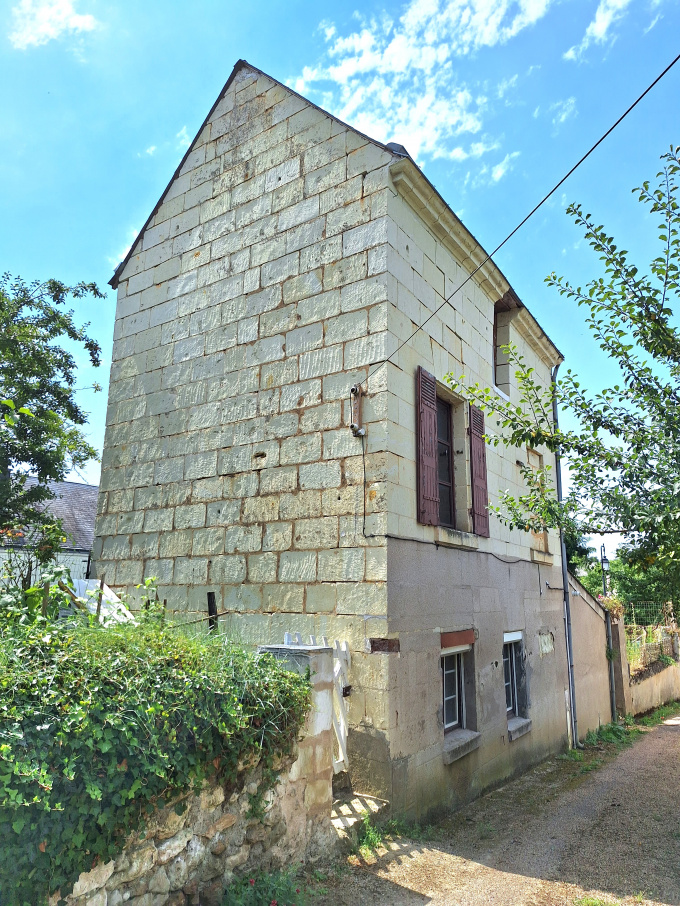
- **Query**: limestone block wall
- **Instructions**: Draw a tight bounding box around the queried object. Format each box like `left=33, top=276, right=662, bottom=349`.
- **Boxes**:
left=93, top=65, right=394, bottom=646
left=383, top=162, right=561, bottom=561
left=51, top=646, right=336, bottom=906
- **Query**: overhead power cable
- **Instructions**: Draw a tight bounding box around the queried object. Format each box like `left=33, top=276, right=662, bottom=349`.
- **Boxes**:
left=363, top=50, right=680, bottom=388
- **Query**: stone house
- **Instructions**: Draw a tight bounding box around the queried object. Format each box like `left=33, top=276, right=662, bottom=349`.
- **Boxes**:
left=95, top=60, right=572, bottom=816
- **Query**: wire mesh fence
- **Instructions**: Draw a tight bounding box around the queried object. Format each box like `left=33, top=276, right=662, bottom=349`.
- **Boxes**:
left=623, top=601, right=677, bottom=676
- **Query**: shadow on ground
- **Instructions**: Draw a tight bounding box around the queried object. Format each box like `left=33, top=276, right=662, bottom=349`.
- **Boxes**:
left=309, top=718, right=680, bottom=906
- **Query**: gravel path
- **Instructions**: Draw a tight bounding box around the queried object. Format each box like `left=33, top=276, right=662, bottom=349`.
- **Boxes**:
left=311, top=716, right=680, bottom=906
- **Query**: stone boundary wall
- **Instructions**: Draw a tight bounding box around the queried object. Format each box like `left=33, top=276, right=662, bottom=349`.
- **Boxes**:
left=51, top=647, right=335, bottom=906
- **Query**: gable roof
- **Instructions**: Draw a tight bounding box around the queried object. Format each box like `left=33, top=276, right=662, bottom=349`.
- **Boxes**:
left=110, top=58, right=400, bottom=290
left=109, top=58, right=562, bottom=364
left=20, top=478, right=99, bottom=552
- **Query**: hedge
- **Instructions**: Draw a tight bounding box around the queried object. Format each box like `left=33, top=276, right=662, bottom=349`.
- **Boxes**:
left=0, top=617, right=310, bottom=905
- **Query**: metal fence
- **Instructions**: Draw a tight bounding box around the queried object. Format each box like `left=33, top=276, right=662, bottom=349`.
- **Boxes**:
left=623, top=601, right=677, bottom=676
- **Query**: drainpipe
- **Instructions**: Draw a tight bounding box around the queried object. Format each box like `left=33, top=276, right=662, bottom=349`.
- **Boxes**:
left=551, top=362, right=582, bottom=748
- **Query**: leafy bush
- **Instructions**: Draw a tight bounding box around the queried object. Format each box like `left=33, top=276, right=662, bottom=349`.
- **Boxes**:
left=223, top=867, right=306, bottom=905
left=0, top=618, right=310, bottom=905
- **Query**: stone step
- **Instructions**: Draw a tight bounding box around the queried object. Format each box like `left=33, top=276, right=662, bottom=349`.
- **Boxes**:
left=331, top=793, right=390, bottom=840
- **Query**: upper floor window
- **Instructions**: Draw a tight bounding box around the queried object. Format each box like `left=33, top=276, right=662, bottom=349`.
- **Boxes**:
left=416, top=366, right=489, bottom=536
left=437, top=398, right=454, bottom=527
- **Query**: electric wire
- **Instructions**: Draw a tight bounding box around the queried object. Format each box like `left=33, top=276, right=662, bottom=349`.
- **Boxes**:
left=362, top=50, right=680, bottom=390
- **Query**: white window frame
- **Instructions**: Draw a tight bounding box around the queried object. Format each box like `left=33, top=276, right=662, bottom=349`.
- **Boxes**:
left=502, top=642, right=518, bottom=716
left=442, top=644, right=471, bottom=731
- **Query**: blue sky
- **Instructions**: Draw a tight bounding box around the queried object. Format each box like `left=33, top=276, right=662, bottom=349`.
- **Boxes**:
left=1, top=0, right=679, bottom=553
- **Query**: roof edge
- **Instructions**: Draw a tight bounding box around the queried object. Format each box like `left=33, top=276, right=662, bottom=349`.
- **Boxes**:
left=110, top=60, right=255, bottom=289
left=110, top=59, right=399, bottom=289
left=389, top=157, right=563, bottom=366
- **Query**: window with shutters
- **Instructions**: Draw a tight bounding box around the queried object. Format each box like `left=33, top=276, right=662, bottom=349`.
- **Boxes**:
left=527, top=448, right=549, bottom=553
left=437, top=397, right=455, bottom=527
left=416, top=366, right=490, bottom=536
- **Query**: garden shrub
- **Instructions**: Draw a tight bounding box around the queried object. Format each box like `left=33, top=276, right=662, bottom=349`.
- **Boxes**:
left=0, top=617, right=310, bottom=905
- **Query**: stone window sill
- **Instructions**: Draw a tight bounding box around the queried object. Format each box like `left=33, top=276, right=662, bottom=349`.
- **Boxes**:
left=507, top=716, right=532, bottom=742
left=530, top=549, right=553, bottom=565
left=434, top=527, right=479, bottom=551
left=442, top=728, right=481, bottom=764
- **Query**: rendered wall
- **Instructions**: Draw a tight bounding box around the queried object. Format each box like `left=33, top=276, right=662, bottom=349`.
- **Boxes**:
left=362, top=538, right=570, bottom=817
left=568, top=577, right=613, bottom=736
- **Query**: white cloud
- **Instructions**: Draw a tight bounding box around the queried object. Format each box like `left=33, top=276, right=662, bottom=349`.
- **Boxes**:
left=549, top=96, right=577, bottom=127
left=292, top=0, right=556, bottom=162
left=176, top=126, right=191, bottom=149
left=491, top=150, right=520, bottom=181
left=564, top=0, right=633, bottom=61
left=145, top=145, right=156, bottom=156
left=643, top=13, right=661, bottom=34
left=497, top=73, right=519, bottom=99
left=9, top=0, right=97, bottom=50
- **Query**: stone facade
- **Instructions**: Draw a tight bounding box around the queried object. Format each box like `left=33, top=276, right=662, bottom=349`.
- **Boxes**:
left=51, top=646, right=335, bottom=906
left=97, top=60, right=573, bottom=817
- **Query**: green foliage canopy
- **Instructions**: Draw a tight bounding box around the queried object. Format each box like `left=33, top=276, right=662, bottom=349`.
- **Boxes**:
left=446, top=146, right=680, bottom=559
left=0, top=274, right=103, bottom=531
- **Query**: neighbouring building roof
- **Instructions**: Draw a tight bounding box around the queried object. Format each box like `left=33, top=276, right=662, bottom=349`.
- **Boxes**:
left=16, top=478, right=99, bottom=552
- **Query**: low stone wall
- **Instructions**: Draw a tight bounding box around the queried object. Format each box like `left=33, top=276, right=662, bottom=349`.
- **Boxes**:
left=610, top=621, right=680, bottom=718
left=51, top=646, right=335, bottom=906
left=629, top=659, right=680, bottom=715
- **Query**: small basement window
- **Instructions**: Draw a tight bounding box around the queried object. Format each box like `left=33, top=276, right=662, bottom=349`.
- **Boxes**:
left=440, top=637, right=481, bottom=763
left=503, top=641, right=519, bottom=716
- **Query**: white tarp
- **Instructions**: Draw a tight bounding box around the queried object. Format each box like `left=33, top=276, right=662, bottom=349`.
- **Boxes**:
left=71, top=579, right=135, bottom=625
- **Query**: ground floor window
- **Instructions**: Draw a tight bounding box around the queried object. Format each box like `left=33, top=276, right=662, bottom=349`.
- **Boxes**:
left=503, top=642, right=518, bottom=716
left=442, top=652, right=465, bottom=730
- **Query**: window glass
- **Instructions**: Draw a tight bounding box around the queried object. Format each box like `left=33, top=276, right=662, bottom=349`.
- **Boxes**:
left=503, top=643, right=516, bottom=714
left=443, top=653, right=461, bottom=730
left=436, top=398, right=454, bottom=526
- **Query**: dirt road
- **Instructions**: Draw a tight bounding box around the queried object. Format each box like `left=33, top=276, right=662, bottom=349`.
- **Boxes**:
left=311, top=716, right=680, bottom=906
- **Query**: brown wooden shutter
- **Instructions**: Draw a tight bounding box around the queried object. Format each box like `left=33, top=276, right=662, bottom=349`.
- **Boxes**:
left=416, top=366, right=439, bottom=525
left=469, top=404, right=490, bottom=537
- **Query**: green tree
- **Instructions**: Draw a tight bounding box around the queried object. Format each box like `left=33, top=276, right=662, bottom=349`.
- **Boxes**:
left=446, top=146, right=680, bottom=560
left=0, top=274, right=103, bottom=533
left=563, top=524, right=595, bottom=574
